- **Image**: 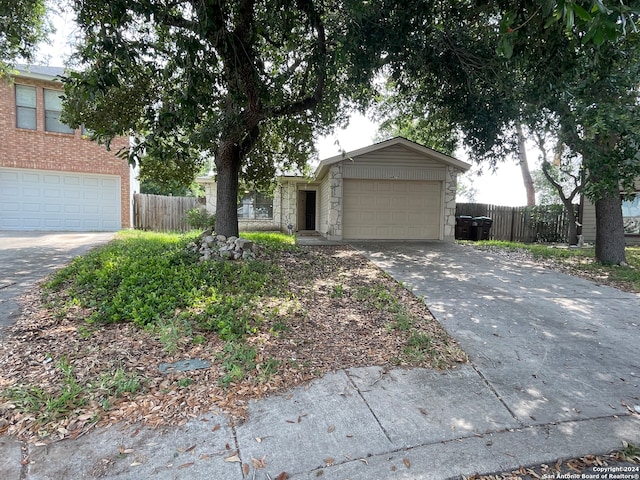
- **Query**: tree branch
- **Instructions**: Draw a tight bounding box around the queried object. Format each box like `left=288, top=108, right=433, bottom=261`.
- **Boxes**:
left=272, top=0, right=326, bottom=116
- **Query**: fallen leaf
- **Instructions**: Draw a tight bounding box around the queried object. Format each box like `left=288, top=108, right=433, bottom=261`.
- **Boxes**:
left=418, top=407, right=428, bottom=416
left=276, top=473, right=288, bottom=480
left=252, top=456, right=267, bottom=469
left=185, top=444, right=196, bottom=452
left=212, top=424, right=221, bottom=432
left=242, top=463, right=250, bottom=475
left=178, top=462, right=194, bottom=469
left=327, top=424, right=335, bottom=433
left=224, top=454, right=241, bottom=463
left=255, top=437, right=262, bottom=443
left=403, top=458, right=411, bottom=468
left=324, top=457, right=334, bottom=466
left=130, top=462, right=143, bottom=467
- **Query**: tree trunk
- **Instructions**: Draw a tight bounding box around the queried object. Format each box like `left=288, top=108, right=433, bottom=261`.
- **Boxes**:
left=517, top=125, right=536, bottom=207
left=565, top=203, right=579, bottom=245
left=214, top=142, right=241, bottom=238
left=595, top=191, right=626, bottom=265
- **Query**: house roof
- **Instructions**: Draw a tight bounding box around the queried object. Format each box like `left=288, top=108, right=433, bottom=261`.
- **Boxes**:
left=14, top=64, right=66, bottom=82
left=314, top=136, right=471, bottom=179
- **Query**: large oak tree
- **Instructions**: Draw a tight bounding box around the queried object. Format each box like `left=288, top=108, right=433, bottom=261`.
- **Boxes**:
left=62, top=0, right=391, bottom=236
left=376, top=1, right=640, bottom=264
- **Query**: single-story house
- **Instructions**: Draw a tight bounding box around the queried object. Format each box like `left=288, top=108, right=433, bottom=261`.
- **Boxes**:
left=198, top=137, right=471, bottom=241
left=0, top=65, right=137, bottom=231
left=581, top=178, right=640, bottom=246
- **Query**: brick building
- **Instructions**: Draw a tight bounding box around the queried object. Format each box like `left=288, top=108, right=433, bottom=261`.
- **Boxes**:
left=0, top=65, right=136, bottom=231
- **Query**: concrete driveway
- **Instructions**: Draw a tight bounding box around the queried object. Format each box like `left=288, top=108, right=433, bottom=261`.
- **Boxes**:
left=353, top=241, right=640, bottom=432
left=0, top=231, right=116, bottom=334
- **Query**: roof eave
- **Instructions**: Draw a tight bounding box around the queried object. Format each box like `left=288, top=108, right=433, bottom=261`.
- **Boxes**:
left=313, top=137, right=471, bottom=178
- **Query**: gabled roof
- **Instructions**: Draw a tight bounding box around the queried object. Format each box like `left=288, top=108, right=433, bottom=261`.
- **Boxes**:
left=14, top=64, right=66, bottom=82
left=314, top=136, right=471, bottom=178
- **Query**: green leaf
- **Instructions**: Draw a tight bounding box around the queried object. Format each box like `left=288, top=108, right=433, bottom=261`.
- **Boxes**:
left=572, top=4, right=592, bottom=22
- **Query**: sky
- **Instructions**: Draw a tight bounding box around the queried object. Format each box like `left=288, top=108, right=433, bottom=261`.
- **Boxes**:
left=37, top=9, right=534, bottom=207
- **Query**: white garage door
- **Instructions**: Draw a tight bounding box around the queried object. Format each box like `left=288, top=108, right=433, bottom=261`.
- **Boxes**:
left=0, top=168, right=121, bottom=231
left=343, top=179, right=442, bottom=240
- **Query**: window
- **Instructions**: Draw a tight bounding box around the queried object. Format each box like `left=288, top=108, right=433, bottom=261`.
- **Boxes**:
left=15, top=85, right=36, bottom=130
left=237, top=191, right=273, bottom=219
left=622, top=194, right=640, bottom=235
left=44, top=89, right=74, bottom=134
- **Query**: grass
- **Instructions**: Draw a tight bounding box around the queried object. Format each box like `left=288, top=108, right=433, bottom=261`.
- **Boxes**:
left=44, top=230, right=288, bottom=337
left=472, top=240, right=640, bottom=292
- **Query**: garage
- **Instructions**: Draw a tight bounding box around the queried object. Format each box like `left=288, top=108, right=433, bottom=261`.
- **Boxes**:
left=343, top=179, right=442, bottom=240
left=0, top=168, right=121, bottom=231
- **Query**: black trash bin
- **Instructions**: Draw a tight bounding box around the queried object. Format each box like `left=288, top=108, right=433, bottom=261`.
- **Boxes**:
left=455, top=215, right=473, bottom=240
left=471, top=216, right=493, bottom=241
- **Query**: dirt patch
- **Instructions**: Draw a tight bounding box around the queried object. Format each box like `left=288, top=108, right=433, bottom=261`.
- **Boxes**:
left=0, top=245, right=466, bottom=443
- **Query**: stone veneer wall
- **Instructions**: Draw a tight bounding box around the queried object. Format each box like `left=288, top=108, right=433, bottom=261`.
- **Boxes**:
left=279, top=182, right=297, bottom=232
left=443, top=166, right=459, bottom=241
left=326, top=164, right=343, bottom=240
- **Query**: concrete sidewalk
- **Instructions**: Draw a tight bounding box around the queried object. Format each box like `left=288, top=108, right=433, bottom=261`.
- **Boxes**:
left=2, top=240, right=639, bottom=479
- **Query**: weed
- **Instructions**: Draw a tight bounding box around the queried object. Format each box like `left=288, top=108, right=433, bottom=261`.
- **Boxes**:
left=218, top=342, right=257, bottom=387
left=620, top=441, right=640, bottom=462
left=270, top=320, right=290, bottom=336
left=100, top=368, right=143, bottom=397
left=4, top=358, right=87, bottom=432
left=155, top=317, right=193, bottom=354
left=330, top=283, right=345, bottom=298
left=177, top=378, right=194, bottom=388
left=257, top=357, right=281, bottom=382
left=402, top=332, right=434, bottom=363
left=389, top=312, right=413, bottom=331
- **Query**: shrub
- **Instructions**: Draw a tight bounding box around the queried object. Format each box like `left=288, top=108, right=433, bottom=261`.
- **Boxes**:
left=186, top=207, right=216, bottom=230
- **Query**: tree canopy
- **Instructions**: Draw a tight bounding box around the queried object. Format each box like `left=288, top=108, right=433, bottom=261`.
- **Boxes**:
left=0, top=0, right=51, bottom=75
left=62, top=0, right=394, bottom=236
left=375, top=0, right=640, bottom=263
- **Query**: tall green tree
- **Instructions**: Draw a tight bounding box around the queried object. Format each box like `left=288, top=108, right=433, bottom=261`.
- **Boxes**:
left=61, top=0, right=390, bottom=236
left=0, top=0, right=51, bottom=75
left=377, top=1, right=640, bottom=264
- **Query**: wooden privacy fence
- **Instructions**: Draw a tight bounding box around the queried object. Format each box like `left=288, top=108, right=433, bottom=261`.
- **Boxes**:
left=134, top=193, right=203, bottom=232
left=456, top=203, right=573, bottom=243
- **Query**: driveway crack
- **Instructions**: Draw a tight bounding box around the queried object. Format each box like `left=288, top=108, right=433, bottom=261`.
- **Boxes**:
left=345, top=370, right=393, bottom=444
left=471, top=363, right=524, bottom=428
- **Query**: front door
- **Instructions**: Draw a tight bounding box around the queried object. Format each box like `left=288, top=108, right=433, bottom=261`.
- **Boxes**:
left=297, top=190, right=316, bottom=231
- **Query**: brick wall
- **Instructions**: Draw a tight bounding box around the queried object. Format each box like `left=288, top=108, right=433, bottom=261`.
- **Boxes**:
left=0, top=76, right=132, bottom=228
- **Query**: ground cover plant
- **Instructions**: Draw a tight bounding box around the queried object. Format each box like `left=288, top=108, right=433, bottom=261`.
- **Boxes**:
left=469, top=240, right=640, bottom=293
left=0, top=230, right=466, bottom=442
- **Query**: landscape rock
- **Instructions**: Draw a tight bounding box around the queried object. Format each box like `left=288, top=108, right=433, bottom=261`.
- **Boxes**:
left=190, top=230, right=259, bottom=261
